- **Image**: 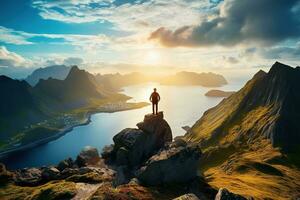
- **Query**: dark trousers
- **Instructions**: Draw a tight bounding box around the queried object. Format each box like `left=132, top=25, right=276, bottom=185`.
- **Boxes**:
left=152, top=102, right=158, bottom=115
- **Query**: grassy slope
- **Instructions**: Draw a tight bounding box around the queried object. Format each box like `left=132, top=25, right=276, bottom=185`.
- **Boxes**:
left=185, top=68, right=300, bottom=199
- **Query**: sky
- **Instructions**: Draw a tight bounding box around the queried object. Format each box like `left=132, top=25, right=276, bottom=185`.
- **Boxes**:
left=0, top=0, right=300, bottom=79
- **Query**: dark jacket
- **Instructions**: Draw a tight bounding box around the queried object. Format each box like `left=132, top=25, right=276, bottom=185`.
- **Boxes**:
left=150, top=92, right=160, bottom=103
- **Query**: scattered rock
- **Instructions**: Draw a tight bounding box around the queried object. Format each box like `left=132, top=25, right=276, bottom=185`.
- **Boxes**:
left=57, top=157, right=74, bottom=171
left=215, top=188, right=247, bottom=200
left=101, top=144, right=115, bottom=160
left=41, top=166, right=60, bottom=181
left=14, top=168, right=42, bottom=186
left=172, top=136, right=188, bottom=147
left=61, top=168, right=80, bottom=179
left=76, top=146, right=100, bottom=167
left=137, top=143, right=202, bottom=185
left=173, top=193, right=200, bottom=200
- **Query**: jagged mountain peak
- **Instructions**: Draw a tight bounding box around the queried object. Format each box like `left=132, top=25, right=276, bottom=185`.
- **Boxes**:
left=187, top=62, right=300, bottom=153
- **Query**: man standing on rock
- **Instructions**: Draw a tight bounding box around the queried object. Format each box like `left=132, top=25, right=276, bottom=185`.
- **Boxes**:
left=149, top=88, right=160, bottom=115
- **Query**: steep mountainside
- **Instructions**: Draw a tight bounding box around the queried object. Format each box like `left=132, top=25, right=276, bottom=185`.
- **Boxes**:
left=186, top=62, right=300, bottom=153
left=185, top=62, right=300, bottom=199
left=34, top=66, right=107, bottom=110
left=0, top=76, right=45, bottom=139
left=25, top=65, right=71, bottom=86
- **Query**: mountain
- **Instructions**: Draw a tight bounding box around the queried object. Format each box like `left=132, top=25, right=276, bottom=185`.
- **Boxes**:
left=95, top=72, right=149, bottom=91
left=34, top=66, right=107, bottom=110
left=0, top=76, right=45, bottom=139
left=25, top=65, right=71, bottom=86
left=0, top=66, right=35, bottom=79
left=95, top=71, right=228, bottom=90
left=185, top=62, right=300, bottom=199
left=160, top=71, right=227, bottom=87
left=186, top=62, right=300, bottom=153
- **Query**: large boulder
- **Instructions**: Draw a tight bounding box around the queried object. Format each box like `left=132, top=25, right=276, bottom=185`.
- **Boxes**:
left=136, top=112, right=172, bottom=146
left=215, top=188, right=248, bottom=200
left=76, top=146, right=100, bottom=167
left=13, top=168, right=42, bottom=186
left=137, top=143, right=202, bottom=185
left=41, top=166, right=60, bottom=181
left=107, top=112, right=172, bottom=168
left=57, top=157, right=74, bottom=171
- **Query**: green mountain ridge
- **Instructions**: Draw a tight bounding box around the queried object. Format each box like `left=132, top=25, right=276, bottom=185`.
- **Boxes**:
left=186, top=62, right=300, bottom=153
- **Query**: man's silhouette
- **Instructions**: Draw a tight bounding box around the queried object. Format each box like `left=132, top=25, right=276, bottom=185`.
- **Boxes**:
left=149, top=88, right=160, bottom=115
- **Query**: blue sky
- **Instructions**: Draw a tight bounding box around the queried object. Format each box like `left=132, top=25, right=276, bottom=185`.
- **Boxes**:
left=0, top=0, right=300, bottom=78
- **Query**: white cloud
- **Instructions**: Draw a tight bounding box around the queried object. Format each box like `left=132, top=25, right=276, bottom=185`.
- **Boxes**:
left=0, top=46, right=31, bottom=67
left=32, top=0, right=212, bottom=32
left=0, top=27, right=32, bottom=45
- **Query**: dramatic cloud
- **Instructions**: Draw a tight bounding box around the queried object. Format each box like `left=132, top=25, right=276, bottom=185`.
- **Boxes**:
left=0, top=46, right=28, bottom=67
left=241, top=45, right=300, bottom=61
left=32, top=0, right=210, bottom=31
left=149, top=0, right=300, bottom=47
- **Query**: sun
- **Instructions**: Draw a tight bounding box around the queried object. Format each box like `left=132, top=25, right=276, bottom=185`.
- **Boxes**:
left=144, top=50, right=161, bottom=65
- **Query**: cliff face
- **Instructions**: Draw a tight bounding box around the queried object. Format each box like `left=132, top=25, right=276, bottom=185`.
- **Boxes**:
left=186, top=62, right=300, bottom=153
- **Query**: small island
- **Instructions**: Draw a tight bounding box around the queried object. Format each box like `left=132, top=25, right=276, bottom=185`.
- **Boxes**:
left=205, top=89, right=235, bottom=97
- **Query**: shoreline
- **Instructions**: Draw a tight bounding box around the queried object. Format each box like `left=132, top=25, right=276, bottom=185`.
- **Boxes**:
left=0, top=101, right=149, bottom=159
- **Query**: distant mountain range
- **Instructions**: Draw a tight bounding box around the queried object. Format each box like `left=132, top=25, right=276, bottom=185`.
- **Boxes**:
left=160, top=71, right=227, bottom=87
left=25, top=65, right=228, bottom=88
left=25, top=65, right=71, bottom=86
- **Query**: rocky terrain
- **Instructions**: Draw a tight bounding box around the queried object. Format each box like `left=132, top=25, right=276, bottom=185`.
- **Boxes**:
left=0, top=112, right=247, bottom=200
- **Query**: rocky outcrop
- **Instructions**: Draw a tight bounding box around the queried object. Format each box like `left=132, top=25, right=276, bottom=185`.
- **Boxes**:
left=57, top=157, right=74, bottom=171
left=76, top=146, right=100, bottom=167
left=1, top=113, right=229, bottom=200
left=104, top=112, right=172, bottom=168
left=14, top=167, right=43, bottom=186
left=173, top=193, right=200, bottom=200
left=215, top=188, right=248, bottom=200
left=137, top=143, right=202, bottom=185
left=41, top=166, right=60, bottom=181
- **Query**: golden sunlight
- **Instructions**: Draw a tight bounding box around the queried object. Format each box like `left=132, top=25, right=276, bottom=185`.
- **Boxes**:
left=144, top=50, right=161, bottom=65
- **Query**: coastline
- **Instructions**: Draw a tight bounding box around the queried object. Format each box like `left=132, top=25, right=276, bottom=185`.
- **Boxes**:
left=0, top=101, right=149, bottom=159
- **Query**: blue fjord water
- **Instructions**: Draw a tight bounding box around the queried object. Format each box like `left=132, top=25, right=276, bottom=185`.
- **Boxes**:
left=1, top=82, right=244, bottom=169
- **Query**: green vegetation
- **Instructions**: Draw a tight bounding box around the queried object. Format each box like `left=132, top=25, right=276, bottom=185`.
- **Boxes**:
left=0, top=181, right=76, bottom=200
